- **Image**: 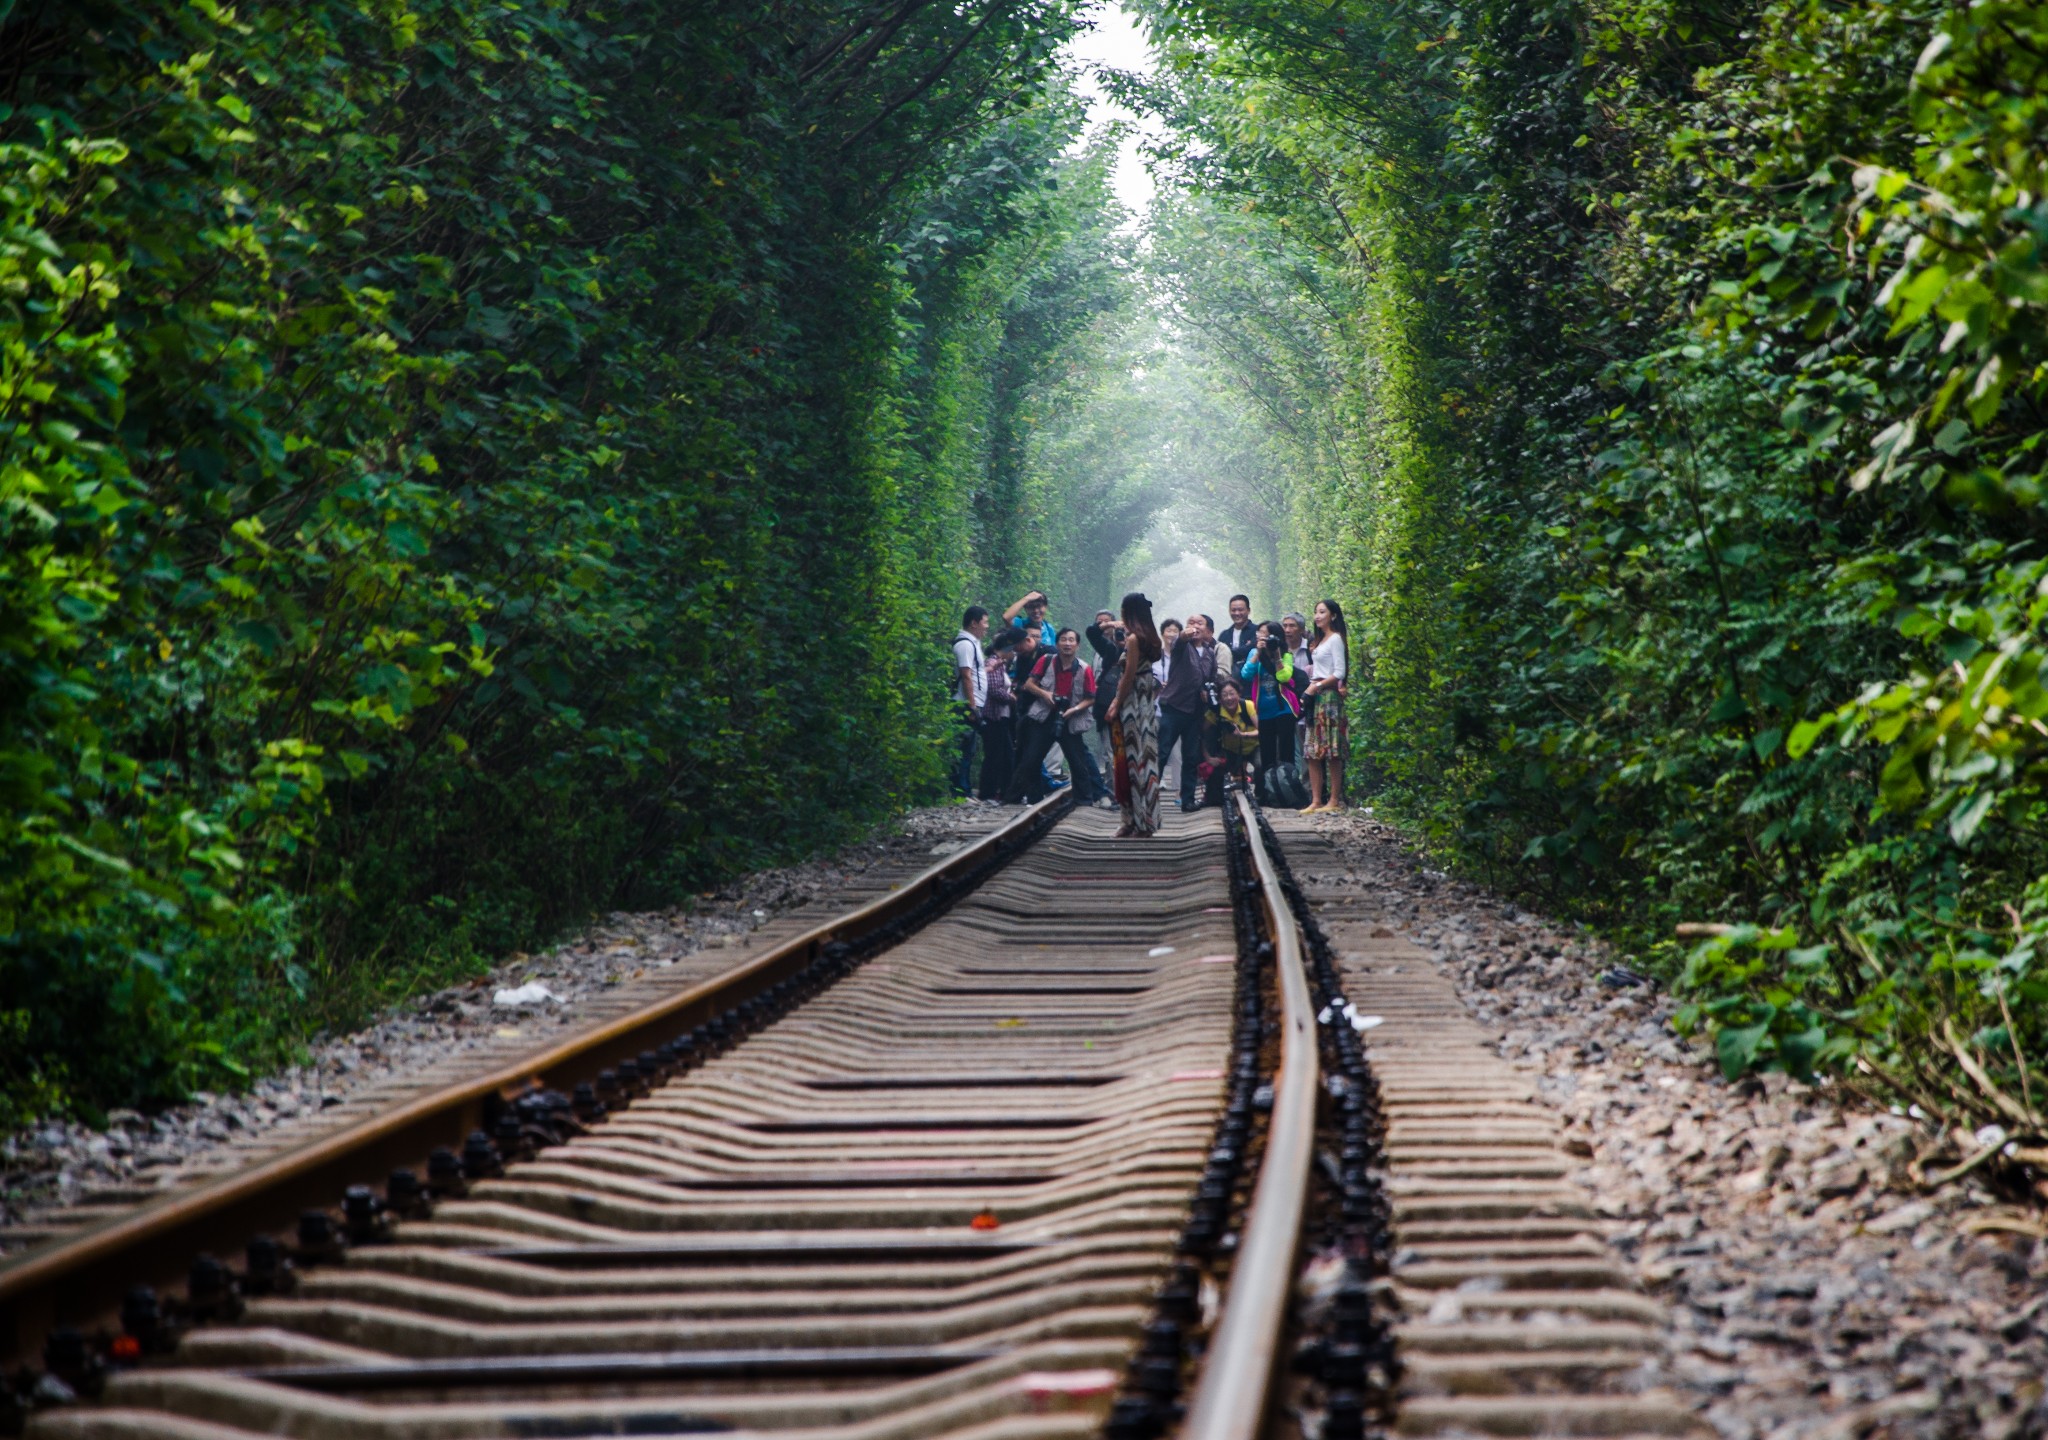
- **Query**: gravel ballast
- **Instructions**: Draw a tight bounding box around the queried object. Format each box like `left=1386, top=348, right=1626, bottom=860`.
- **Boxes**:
left=1303, top=807, right=2048, bottom=1440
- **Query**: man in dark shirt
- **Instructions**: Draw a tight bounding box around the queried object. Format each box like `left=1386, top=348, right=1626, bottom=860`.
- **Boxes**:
left=1217, top=594, right=1259, bottom=673
left=1157, top=613, right=1218, bottom=810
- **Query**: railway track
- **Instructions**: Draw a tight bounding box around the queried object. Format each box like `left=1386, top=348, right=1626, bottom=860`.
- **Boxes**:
left=2, top=791, right=1700, bottom=1440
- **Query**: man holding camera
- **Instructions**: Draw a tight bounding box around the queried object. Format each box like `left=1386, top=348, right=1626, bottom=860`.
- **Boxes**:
left=1002, top=589, right=1078, bottom=797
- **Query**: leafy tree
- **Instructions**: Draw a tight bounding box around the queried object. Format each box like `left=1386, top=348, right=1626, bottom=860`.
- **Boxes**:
left=0, top=0, right=1129, bottom=1122
left=1132, top=0, right=2048, bottom=1138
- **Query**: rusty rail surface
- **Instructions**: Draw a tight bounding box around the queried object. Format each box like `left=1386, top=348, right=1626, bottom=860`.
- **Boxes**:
left=1178, top=792, right=1318, bottom=1440
left=0, top=791, right=1072, bottom=1367
left=0, top=789, right=1377, bottom=1440
left=11, top=801, right=1244, bottom=1439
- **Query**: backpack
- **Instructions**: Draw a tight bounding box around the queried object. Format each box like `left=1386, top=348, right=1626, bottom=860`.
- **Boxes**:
left=1260, top=762, right=1310, bottom=810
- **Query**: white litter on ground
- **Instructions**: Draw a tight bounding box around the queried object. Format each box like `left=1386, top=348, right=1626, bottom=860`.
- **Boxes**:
left=492, top=982, right=562, bottom=1007
left=1317, top=998, right=1382, bottom=1032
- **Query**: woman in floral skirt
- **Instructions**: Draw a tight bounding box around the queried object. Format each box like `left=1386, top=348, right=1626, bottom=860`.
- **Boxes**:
left=1302, top=597, right=1349, bottom=812
left=1110, top=592, right=1165, bottom=837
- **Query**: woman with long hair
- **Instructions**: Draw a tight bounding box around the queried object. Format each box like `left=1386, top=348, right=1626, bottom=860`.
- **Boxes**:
left=1110, top=592, right=1165, bottom=837
left=1302, top=598, right=1349, bottom=812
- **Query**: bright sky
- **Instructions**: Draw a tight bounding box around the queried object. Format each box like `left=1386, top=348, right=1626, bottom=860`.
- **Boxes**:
left=1061, top=3, right=1162, bottom=218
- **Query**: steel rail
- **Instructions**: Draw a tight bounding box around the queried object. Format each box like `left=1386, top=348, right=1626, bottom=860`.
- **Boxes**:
left=0, top=791, right=1071, bottom=1366
left=1180, top=792, right=1320, bottom=1440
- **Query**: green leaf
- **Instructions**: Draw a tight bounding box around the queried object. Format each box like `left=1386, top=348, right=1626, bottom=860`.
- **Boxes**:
left=1786, top=718, right=1832, bottom=758
left=1948, top=788, right=1996, bottom=845
left=1777, top=1024, right=1828, bottom=1081
left=1717, top=1023, right=1771, bottom=1080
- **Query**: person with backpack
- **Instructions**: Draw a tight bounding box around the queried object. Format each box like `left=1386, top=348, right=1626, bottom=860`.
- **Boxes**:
left=950, top=606, right=990, bottom=796
left=1004, top=628, right=1106, bottom=805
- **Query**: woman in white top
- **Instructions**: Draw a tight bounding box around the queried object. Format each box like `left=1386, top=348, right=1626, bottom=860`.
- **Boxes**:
left=1302, top=598, right=1349, bottom=813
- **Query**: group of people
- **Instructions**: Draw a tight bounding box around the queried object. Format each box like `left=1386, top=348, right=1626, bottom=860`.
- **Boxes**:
left=951, top=588, right=1352, bottom=838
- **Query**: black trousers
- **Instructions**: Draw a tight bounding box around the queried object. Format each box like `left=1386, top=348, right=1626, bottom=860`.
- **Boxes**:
left=1003, top=719, right=1055, bottom=804
left=1258, top=714, right=1297, bottom=773
left=1004, top=719, right=1106, bottom=804
left=952, top=704, right=980, bottom=795
left=977, top=718, right=1015, bottom=800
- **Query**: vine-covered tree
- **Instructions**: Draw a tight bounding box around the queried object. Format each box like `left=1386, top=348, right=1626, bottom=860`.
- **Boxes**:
left=0, top=0, right=1152, bottom=1119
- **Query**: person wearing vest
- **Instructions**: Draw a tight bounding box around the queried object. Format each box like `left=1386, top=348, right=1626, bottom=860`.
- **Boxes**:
left=1003, top=628, right=1106, bottom=804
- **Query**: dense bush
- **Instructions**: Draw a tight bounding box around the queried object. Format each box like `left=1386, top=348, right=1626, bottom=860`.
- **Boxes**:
left=1136, top=0, right=2048, bottom=1140
left=0, top=0, right=1145, bottom=1123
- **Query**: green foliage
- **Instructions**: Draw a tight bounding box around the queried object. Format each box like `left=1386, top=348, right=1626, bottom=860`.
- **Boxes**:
left=1673, top=928, right=1875, bottom=1083
left=0, top=0, right=1115, bottom=1124
left=1134, top=0, right=2048, bottom=1126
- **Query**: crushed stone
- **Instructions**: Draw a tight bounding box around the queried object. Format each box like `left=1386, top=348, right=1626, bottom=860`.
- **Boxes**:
left=1311, top=808, right=2048, bottom=1440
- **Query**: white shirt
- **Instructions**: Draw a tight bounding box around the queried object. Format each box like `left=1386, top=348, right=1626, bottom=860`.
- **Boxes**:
left=1151, top=649, right=1172, bottom=686
left=952, top=632, right=987, bottom=709
left=1311, top=633, right=1347, bottom=684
